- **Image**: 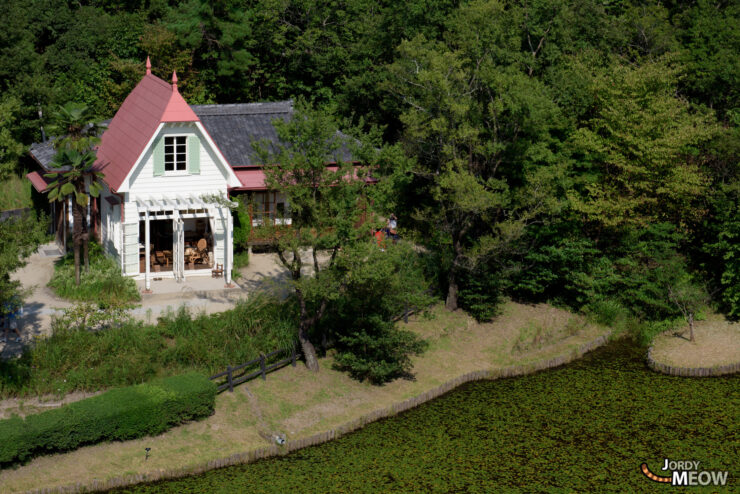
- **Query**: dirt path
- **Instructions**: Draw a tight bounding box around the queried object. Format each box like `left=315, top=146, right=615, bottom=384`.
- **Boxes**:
left=2, top=244, right=73, bottom=359
left=0, top=391, right=103, bottom=420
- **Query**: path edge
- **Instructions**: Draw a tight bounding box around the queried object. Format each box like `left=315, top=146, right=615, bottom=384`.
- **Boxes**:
left=646, top=346, right=740, bottom=377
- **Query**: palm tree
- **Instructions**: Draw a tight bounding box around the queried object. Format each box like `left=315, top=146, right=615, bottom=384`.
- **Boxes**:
left=47, top=102, right=104, bottom=153
left=45, top=149, right=104, bottom=285
left=45, top=102, right=106, bottom=285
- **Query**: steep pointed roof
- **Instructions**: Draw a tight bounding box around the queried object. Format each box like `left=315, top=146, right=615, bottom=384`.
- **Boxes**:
left=161, top=71, right=199, bottom=123
left=93, top=70, right=200, bottom=192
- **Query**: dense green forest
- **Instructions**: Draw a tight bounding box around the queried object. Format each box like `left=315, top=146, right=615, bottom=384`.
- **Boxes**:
left=1, top=0, right=738, bottom=340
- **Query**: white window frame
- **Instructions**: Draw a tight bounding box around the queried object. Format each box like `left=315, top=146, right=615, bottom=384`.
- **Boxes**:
left=164, top=135, right=188, bottom=175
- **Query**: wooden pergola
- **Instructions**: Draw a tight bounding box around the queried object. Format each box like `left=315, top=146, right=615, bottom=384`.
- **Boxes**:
left=134, top=195, right=234, bottom=290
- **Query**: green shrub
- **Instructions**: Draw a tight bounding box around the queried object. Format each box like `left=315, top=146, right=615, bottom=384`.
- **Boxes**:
left=632, top=318, right=683, bottom=347
left=0, top=372, right=215, bottom=467
left=333, top=325, right=427, bottom=384
left=458, top=266, right=504, bottom=322
left=48, top=241, right=140, bottom=307
left=584, top=299, right=630, bottom=327
left=233, top=250, right=250, bottom=269
left=232, top=195, right=252, bottom=250
left=325, top=243, right=432, bottom=384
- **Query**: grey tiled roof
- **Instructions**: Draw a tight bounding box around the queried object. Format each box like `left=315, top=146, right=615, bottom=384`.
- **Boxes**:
left=29, top=140, right=57, bottom=169
left=29, top=120, right=110, bottom=171
left=192, top=101, right=355, bottom=167
left=191, top=101, right=293, bottom=167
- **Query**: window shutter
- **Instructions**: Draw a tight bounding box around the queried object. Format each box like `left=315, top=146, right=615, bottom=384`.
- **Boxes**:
left=153, top=136, right=164, bottom=176
left=188, top=135, right=200, bottom=174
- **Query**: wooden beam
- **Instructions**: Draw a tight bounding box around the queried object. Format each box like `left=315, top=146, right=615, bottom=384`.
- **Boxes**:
left=144, top=208, right=151, bottom=292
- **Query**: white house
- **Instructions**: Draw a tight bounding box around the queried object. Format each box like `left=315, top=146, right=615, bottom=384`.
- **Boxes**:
left=29, top=60, right=244, bottom=290
left=27, top=58, right=370, bottom=292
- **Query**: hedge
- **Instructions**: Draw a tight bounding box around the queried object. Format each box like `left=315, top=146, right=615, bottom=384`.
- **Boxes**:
left=0, top=372, right=216, bottom=467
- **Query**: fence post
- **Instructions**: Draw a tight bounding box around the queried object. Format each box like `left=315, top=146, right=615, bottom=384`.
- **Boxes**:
left=404, top=298, right=409, bottom=323
left=260, top=353, right=266, bottom=380
left=227, top=365, right=233, bottom=392
left=291, top=347, right=297, bottom=367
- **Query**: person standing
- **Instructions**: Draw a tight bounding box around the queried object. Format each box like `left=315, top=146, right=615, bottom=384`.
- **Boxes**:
left=388, top=213, right=398, bottom=243
left=374, top=228, right=386, bottom=251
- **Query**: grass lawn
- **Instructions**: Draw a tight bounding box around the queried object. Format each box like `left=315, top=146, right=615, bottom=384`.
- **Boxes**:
left=0, top=301, right=610, bottom=493
left=650, top=314, right=740, bottom=368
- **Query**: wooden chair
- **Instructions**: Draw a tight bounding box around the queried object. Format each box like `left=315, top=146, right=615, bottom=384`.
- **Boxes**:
left=212, top=263, right=224, bottom=278
left=155, top=251, right=168, bottom=266
left=196, top=238, right=209, bottom=265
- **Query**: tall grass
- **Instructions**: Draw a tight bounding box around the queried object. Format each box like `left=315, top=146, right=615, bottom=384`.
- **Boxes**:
left=48, top=241, right=140, bottom=307
left=0, top=174, right=32, bottom=211
left=0, top=294, right=298, bottom=397
left=157, top=295, right=297, bottom=371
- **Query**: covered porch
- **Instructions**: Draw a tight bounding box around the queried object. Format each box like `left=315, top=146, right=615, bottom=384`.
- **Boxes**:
left=134, top=195, right=233, bottom=291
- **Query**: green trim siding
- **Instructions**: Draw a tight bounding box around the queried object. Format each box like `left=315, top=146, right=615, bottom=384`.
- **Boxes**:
left=188, top=135, right=200, bottom=174
left=153, top=136, right=164, bottom=176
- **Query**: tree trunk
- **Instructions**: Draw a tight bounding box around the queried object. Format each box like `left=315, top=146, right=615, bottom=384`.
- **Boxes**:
left=445, top=269, right=459, bottom=311
left=445, top=236, right=462, bottom=311
left=299, top=321, right=320, bottom=372
left=296, top=288, right=320, bottom=372
left=82, top=231, right=89, bottom=272
left=82, top=203, right=89, bottom=272
left=83, top=235, right=89, bottom=272
left=72, top=201, right=84, bottom=286
left=277, top=242, right=320, bottom=370
left=688, top=312, right=695, bottom=342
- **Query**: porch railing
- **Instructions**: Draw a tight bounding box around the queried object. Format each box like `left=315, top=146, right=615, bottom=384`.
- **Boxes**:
left=249, top=208, right=292, bottom=227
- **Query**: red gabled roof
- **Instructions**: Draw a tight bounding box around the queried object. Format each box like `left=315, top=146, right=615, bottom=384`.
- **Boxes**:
left=94, top=70, right=200, bottom=192
left=231, top=164, right=378, bottom=192
left=26, top=171, right=51, bottom=192
left=232, top=168, right=268, bottom=190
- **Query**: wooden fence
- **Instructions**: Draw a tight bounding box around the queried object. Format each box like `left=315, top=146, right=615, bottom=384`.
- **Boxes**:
left=209, top=347, right=300, bottom=393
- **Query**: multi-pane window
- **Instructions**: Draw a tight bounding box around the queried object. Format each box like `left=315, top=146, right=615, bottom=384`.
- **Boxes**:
left=164, top=136, right=187, bottom=171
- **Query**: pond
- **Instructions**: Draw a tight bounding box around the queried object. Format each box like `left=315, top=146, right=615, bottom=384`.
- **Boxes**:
left=116, top=340, right=737, bottom=493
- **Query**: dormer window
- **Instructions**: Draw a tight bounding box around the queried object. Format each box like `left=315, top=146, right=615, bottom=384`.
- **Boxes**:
left=165, top=136, right=187, bottom=171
